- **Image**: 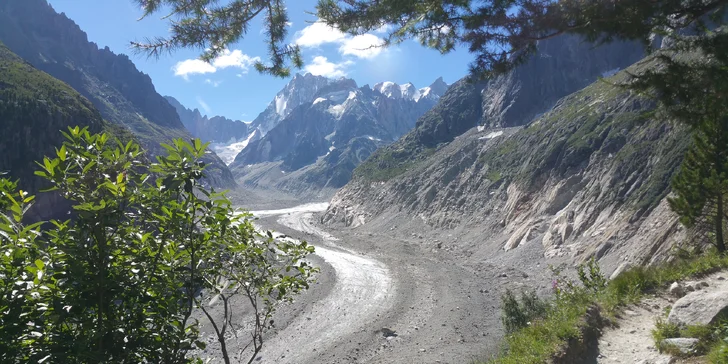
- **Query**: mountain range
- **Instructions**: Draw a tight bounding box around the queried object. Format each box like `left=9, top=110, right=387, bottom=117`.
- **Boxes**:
left=227, top=73, right=449, bottom=198
left=0, top=0, right=236, bottom=189
left=322, top=34, right=685, bottom=273
left=164, top=96, right=251, bottom=144
left=0, top=0, right=695, bottom=276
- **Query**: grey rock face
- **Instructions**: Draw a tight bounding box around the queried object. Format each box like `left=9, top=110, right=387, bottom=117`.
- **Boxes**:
left=325, top=36, right=691, bottom=270
left=609, top=262, right=633, bottom=280
left=231, top=74, right=448, bottom=195
left=668, top=289, right=728, bottom=326
left=164, top=96, right=249, bottom=144
left=661, top=338, right=699, bottom=355
left=480, top=34, right=645, bottom=130
left=248, top=73, right=345, bottom=137
left=669, top=282, right=685, bottom=298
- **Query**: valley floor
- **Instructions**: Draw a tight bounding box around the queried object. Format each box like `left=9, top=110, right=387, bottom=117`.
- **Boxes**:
left=207, top=199, right=557, bottom=364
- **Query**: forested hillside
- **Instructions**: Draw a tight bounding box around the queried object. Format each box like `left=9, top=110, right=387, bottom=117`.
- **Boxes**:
left=0, top=42, right=132, bottom=220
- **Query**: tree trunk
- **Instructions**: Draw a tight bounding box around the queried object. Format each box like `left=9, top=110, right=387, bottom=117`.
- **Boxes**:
left=716, top=193, right=726, bottom=253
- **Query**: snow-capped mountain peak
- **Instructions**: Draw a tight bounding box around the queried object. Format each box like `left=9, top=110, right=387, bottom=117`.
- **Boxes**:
left=373, top=81, right=401, bottom=98
left=400, top=83, right=420, bottom=100
left=373, top=78, right=449, bottom=102
left=250, top=73, right=344, bottom=135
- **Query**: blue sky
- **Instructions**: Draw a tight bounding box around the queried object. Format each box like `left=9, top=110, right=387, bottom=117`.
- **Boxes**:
left=47, top=0, right=474, bottom=121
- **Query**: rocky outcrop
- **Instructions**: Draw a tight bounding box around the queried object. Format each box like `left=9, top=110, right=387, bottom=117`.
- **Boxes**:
left=248, top=73, right=340, bottom=137
left=660, top=338, right=699, bottom=355
left=164, top=96, right=250, bottom=144
left=668, top=288, right=728, bottom=326
left=324, top=41, right=690, bottom=271
left=0, top=0, right=235, bottom=187
left=230, top=74, right=447, bottom=197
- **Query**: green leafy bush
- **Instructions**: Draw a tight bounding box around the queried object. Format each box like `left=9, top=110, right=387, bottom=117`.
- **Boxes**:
left=0, top=127, right=316, bottom=364
left=500, top=289, right=549, bottom=334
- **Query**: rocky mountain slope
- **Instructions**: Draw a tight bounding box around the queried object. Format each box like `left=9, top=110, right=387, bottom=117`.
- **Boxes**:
left=323, top=35, right=687, bottom=275
left=247, top=73, right=341, bottom=137
left=164, top=96, right=250, bottom=144
left=0, top=0, right=235, bottom=187
left=230, top=74, right=448, bottom=198
left=0, top=42, right=133, bottom=220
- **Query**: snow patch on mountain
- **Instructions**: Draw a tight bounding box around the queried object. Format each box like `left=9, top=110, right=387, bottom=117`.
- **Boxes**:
left=373, top=78, right=449, bottom=102
left=275, top=94, right=288, bottom=116
left=210, top=130, right=258, bottom=165
left=328, top=103, right=346, bottom=117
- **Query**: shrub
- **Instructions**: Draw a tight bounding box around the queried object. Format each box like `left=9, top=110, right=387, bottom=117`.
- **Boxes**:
left=500, top=289, right=549, bottom=334
left=0, top=127, right=317, bottom=364
left=708, top=342, right=728, bottom=364
left=652, top=317, right=680, bottom=352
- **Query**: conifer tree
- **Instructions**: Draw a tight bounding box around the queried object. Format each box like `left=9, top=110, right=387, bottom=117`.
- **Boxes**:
left=670, top=116, right=728, bottom=252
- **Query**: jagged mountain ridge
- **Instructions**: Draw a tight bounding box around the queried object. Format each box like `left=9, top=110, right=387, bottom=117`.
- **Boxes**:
left=164, top=96, right=250, bottom=144
left=322, top=35, right=685, bottom=275
left=0, top=0, right=235, bottom=187
left=248, top=73, right=337, bottom=138
left=230, top=74, right=447, bottom=197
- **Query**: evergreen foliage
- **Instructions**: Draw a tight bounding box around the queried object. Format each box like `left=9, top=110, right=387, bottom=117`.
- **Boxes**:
left=131, top=0, right=302, bottom=77
left=134, top=1, right=728, bottom=79
left=669, top=116, right=728, bottom=252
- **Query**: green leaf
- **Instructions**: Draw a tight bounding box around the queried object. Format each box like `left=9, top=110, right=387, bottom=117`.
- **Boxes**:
left=58, top=145, right=67, bottom=161
left=82, top=160, right=97, bottom=174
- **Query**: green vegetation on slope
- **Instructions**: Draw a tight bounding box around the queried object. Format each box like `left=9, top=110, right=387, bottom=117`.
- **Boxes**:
left=0, top=42, right=109, bottom=191
left=475, top=65, right=688, bottom=211
left=483, top=251, right=728, bottom=364
left=0, top=1, right=236, bottom=188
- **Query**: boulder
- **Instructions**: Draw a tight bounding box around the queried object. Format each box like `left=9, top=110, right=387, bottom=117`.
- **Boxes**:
left=661, top=338, right=699, bottom=355
left=668, top=282, right=685, bottom=298
left=637, top=357, right=675, bottom=364
left=668, top=289, right=728, bottom=326
left=504, top=224, right=538, bottom=251
left=380, top=328, right=397, bottom=338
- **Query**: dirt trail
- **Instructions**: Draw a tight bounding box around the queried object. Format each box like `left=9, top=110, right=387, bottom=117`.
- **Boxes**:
left=596, top=296, right=673, bottom=364
left=597, top=272, right=728, bottom=364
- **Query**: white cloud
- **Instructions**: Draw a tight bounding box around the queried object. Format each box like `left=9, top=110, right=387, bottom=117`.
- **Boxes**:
left=295, top=21, right=347, bottom=47
left=173, top=49, right=261, bottom=79
left=211, top=49, right=260, bottom=72
left=295, top=21, right=386, bottom=60
left=173, top=59, right=216, bottom=80
left=196, top=97, right=212, bottom=114
left=340, top=34, right=385, bottom=59
left=304, top=56, right=353, bottom=78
